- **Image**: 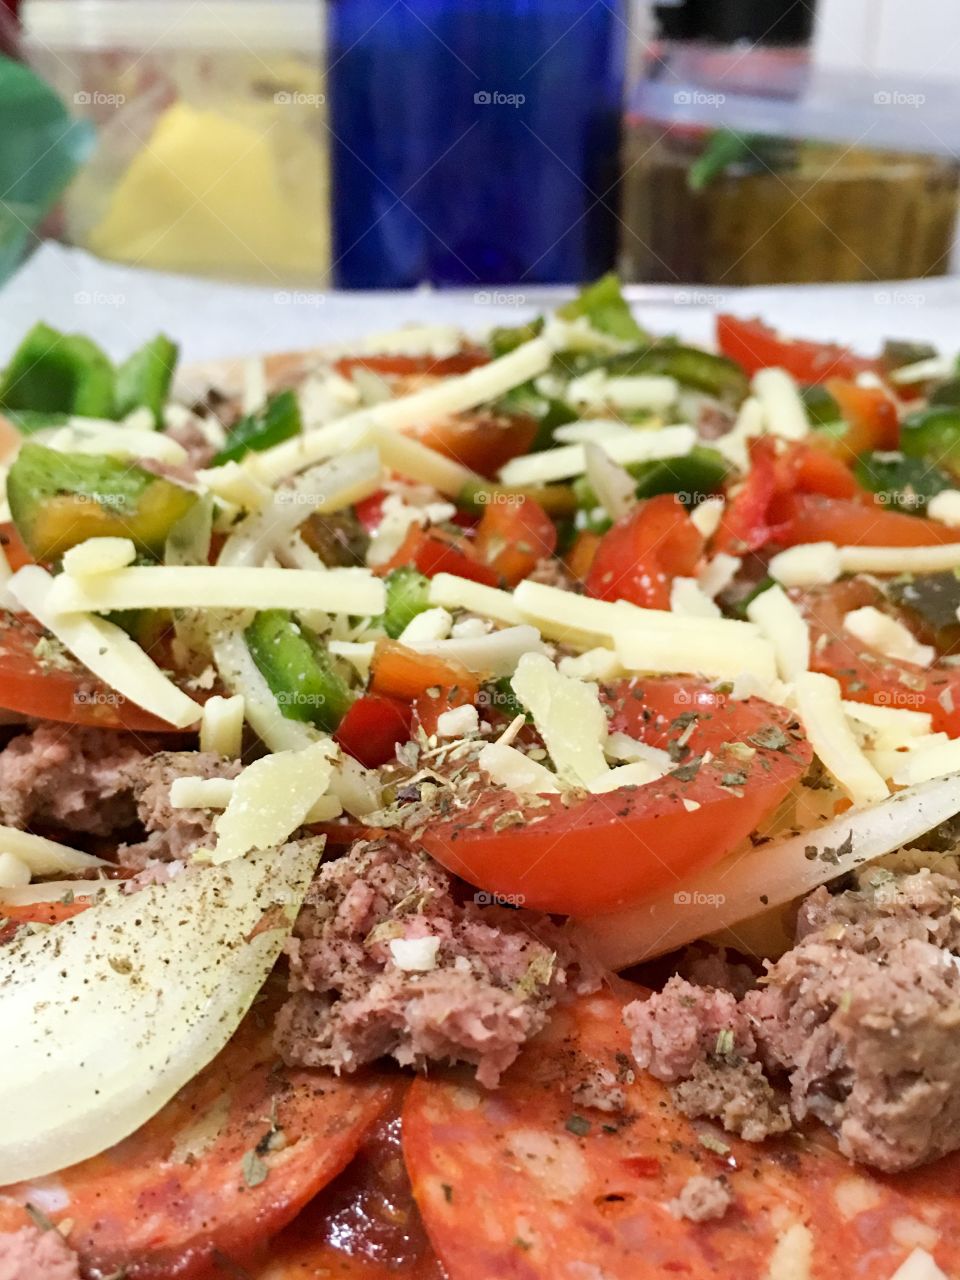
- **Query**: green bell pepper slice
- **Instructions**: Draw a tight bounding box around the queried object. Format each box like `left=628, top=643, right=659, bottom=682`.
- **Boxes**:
left=603, top=345, right=748, bottom=406
left=0, top=321, right=115, bottom=418
left=115, top=334, right=179, bottom=428
left=854, top=451, right=952, bottom=514
left=213, top=390, right=302, bottom=466
left=245, top=609, right=353, bottom=733
left=382, top=567, right=431, bottom=639
left=899, top=406, right=960, bottom=476
left=558, top=274, right=647, bottom=343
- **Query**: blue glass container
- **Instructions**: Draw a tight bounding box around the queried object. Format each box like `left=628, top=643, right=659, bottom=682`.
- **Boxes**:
left=329, top=0, right=626, bottom=288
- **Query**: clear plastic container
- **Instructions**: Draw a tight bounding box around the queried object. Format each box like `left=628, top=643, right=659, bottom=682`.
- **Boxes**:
left=21, top=0, right=329, bottom=286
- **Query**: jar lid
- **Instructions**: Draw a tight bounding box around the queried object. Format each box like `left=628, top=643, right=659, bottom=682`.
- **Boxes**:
left=21, top=0, right=323, bottom=52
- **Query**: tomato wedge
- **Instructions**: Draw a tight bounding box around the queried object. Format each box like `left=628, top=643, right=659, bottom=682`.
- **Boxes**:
left=0, top=1002, right=398, bottom=1279
left=474, top=495, right=556, bottom=587
left=381, top=526, right=499, bottom=587
left=586, top=495, right=704, bottom=610
left=0, top=521, right=34, bottom=572
left=717, top=314, right=877, bottom=383
left=772, top=493, right=960, bottom=550
left=336, top=693, right=413, bottom=768
left=0, top=614, right=192, bottom=732
left=419, top=678, right=811, bottom=915
left=800, top=578, right=960, bottom=736
left=404, top=989, right=960, bottom=1280
left=823, top=377, right=900, bottom=457
left=334, top=352, right=489, bottom=379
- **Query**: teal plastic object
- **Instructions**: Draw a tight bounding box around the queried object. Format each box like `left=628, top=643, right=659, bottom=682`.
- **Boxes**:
left=0, top=56, right=94, bottom=281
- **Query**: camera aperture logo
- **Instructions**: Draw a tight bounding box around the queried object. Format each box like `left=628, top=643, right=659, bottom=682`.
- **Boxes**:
left=474, top=90, right=525, bottom=108
left=673, top=890, right=725, bottom=907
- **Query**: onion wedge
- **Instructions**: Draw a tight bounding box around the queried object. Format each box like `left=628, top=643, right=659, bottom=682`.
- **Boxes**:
left=572, top=774, right=960, bottom=970
left=0, top=838, right=322, bottom=1183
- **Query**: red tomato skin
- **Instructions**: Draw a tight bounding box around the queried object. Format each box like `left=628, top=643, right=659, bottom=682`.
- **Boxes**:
left=336, top=694, right=413, bottom=768
left=717, top=314, right=876, bottom=382
left=825, top=378, right=900, bottom=456
left=381, top=526, right=500, bottom=587
left=800, top=579, right=960, bottom=736
left=0, top=614, right=194, bottom=732
left=773, top=493, right=960, bottom=549
left=335, top=352, right=489, bottom=378
left=474, top=495, right=556, bottom=587
left=420, top=678, right=811, bottom=914
left=354, top=491, right=387, bottom=533
left=586, top=495, right=704, bottom=610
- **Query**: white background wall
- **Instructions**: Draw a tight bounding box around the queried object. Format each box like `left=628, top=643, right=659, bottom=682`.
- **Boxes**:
left=814, top=0, right=960, bottom=78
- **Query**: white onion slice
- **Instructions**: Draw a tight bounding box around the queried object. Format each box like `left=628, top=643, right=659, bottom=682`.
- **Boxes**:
left=210, top=619, right=320, bottom=753
left=0, top=838, right=322, bottom=1183
left=572, top=773, right=960, bottom=970
left=0, top=827, right=106, bottom=876
left=409, top=624, right=546, bottom=678
left=219, top=448, right=382, bottom=568
left=584, top=441, right=635, bottom=521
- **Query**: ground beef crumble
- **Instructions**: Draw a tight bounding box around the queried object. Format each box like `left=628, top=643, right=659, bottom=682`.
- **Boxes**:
left=0, top=725, right=238, bottom=867
left=275, top=838, right=599, bottom=1087
left=0, top=1226, right=80, bottom=1280
left=625, top=870, right=960, bottom=1171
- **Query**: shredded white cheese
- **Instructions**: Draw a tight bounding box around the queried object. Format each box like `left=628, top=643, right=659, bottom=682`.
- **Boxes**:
left=843, top=606, right=935, bottom=668
left=478, top=741, right=560, bottom=795
left=793, top=672, right=889, bottom=806
left=46, top=565, right=385, bottom=619
left=768, top=542, right=842, bottom=588
left=9, top=566, right=202, bottom=728
left=752, top=367, right=809, bottom=441
left=926, top=490, right=960, bottom=527
left=169, top=777, right=236, bottom=810
left=389, top=936, right=440, bottom=972
left=0, top=853, right=31, bottom=889
left=199, top=694, right=245, bottom=758
left=747, top=585, right=810, bottom=680
left=690, top=496, right=725, bottom=539
left=511, top=652, right=608, bottom=788
left=670, top=577, right=722, bottom=618
left=436, top=704, right=479, bottom=738
left=62, top=537, right=138, bottom=578
left=498, top=425, right=696, bottom=487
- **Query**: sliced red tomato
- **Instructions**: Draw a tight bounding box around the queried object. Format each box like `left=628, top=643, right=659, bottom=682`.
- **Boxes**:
left=0, top=896, right=96, bottom=925
left=413, top=684, right=477, bottom=738
left=586, top=494, right=704, bottom=610
left=715, top=438, right=859, bottom=555
left=474, top=495, right=556, bottom=588
left=381, top=526, right=499, bottom=587
left=773, top=493, right=960, bottom=550
left=410, top=411, right=538, bottom=480
left=0, top=614, right=192, bottom=732
left=419, top=678, right=811, bottom=915
left=336, top=693, right=413, bottom=768
left=404, top=989, right=960, bottom=1280
left=334, top=352, right=489, bottom=379
left=355, top=491, right=387, bottom=533
left=370, top=640, right=479, bottom=709
left=800, top=578, right=960, bottom=736
left=717, top=313, right=877, bottom=383
left=0, top=1002, right=399, bottom=1279
left=823, top=377, right=900, bottom=457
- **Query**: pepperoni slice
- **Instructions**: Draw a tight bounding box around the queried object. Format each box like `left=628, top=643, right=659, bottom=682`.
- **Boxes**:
left=251, top=1112, right=444, bottom=1279
left=403, top=990, right=960, bottom=1279
left=0, top=1002, right=399, bottom=1279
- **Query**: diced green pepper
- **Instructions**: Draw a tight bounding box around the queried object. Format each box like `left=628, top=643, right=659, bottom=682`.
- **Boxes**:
left=489, top=316, right=544, bottom=358
left=801, top=383, right=843, bottom=429
left=572, top=445, right=727, bottom=509
left=881, top=338, right=937, bottom=374
left=7, top=442, right=197, bottom=560
left=853, top=451, right=952, bottom=514
left=496, top=382, right=578, bottom=452
left=0, top=321, right=115, bottom=418
left=929, top=378, right=960, bottom=409
left=213, top=389, right=301, bottom=465
left=114, top=334, right=178, bottom=428
left=245, top=609, right=353, bottom=733
left=603, top=345, right=748, bottom=405
left=632, top=446, right=729, bottom=502
left=899, top=406, right=960, bottom=476
left=558, top=274, right=647, bottom=344
left=383, top=567, right=431, bottom=639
